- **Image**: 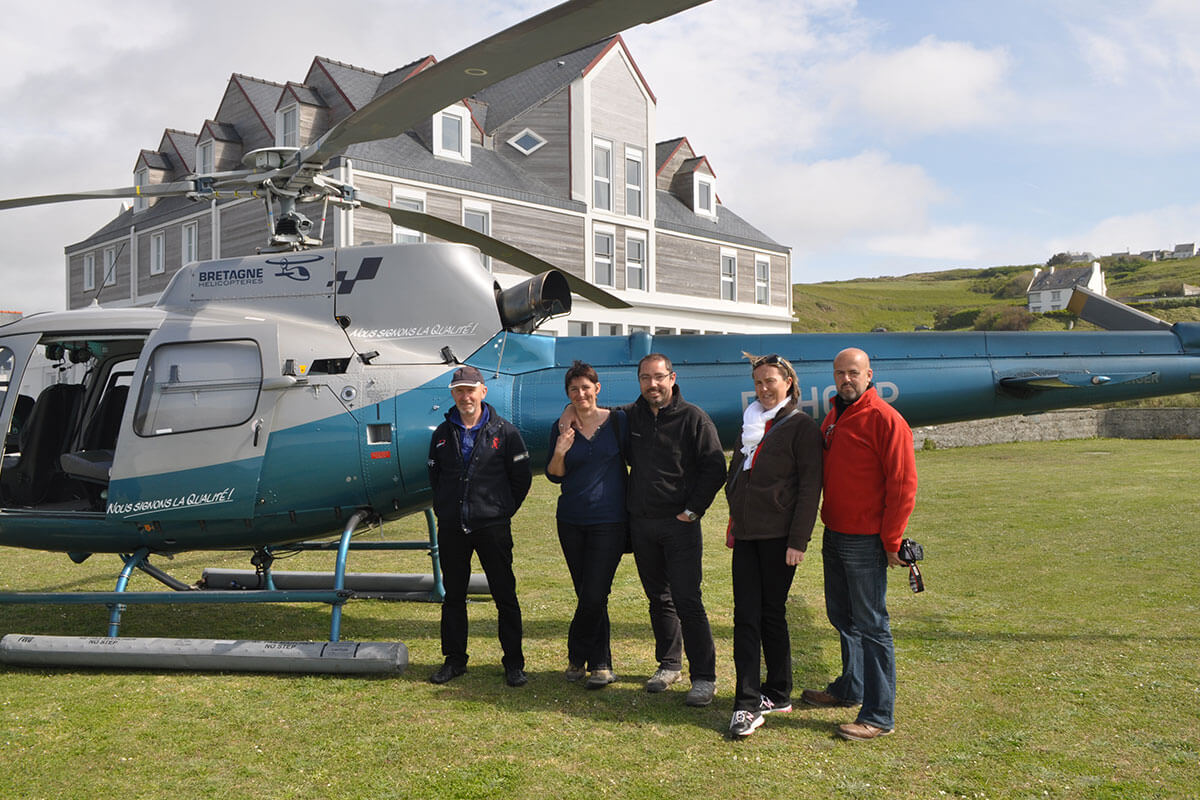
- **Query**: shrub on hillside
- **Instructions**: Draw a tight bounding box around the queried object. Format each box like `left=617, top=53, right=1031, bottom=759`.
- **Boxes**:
left=974, top=306, right=1035, bottom=331
left=934, top=307, right=982, bottom=330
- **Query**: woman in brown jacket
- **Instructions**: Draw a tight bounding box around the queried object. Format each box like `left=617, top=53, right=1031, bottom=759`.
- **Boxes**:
left=724, top=354, right=823, bottom=738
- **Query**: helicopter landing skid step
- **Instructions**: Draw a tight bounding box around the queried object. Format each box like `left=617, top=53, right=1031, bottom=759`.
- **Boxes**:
left=0, top=634, right=407, bottom=674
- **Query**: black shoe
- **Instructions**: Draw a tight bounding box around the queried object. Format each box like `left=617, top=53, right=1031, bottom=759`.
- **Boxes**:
left=728, top=709, right=764, bottom=738
left=429, top=662, right=466, bottom=684
left=505, top=667, right=528, bottom=687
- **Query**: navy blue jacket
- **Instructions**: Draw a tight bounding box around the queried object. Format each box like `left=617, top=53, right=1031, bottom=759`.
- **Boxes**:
left=428, top=402, right=532, bottom=532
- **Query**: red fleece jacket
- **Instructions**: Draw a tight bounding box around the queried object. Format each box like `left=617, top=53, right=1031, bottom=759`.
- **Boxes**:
left=819, top=386, right=917, bottom=553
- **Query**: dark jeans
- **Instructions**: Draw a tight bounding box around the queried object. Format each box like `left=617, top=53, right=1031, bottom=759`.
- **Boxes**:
left=630, top=515, right=716, bottom=681
left=558, top=520, right=627, bottom=670
left=822, top=527, right=895, bottom=729
left=732, top=536, right=796, bottom=711
left=437, top=519, right=523, bottom=670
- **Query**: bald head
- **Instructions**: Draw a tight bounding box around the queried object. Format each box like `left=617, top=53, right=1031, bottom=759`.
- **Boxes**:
left=833, top=348, right=873, bottom=403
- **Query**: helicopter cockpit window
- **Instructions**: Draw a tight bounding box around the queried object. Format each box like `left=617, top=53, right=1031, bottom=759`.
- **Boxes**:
left=133, top=340, right=262, bottom=437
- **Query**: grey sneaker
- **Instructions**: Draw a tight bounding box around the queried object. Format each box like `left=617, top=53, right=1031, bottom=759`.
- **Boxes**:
left=685, top=679, right=716, bottom=707
left=564, top=663, right=585, bottom=682
left=645, top=667, right=682, bottom=693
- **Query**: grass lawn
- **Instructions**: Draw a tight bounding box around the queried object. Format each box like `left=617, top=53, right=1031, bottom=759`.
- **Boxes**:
left=1, top=439, right=1197, bottom=799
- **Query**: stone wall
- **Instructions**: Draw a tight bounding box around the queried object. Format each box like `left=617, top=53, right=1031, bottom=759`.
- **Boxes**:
left=913, top=409, right=1200, bottom=449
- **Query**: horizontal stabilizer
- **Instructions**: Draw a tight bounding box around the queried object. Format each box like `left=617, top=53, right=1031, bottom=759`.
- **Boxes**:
left=1068, top=286, right=1172, bottom=331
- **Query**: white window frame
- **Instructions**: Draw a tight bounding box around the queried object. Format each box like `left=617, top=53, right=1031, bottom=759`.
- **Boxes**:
left=625, top=231, right=647, bottom=291
left=102, top=247, right=117, bottom=288
left=182, top=221, right=198, bottom=265
left=624, top=146, right=644, bottom=218
left=755, top=255, right=770, bottom=305
left=720, top=248, right=737, bottom=301
left=391, top=188, right=427, bottom=244
left=592, top=138, right=612, bottom=211
left=434, top=105, right=472, bottom=162
left=507, top=127, right=547, bottom=156
left=462, top=201, right=491, bottom=271
left=593, top=225, right=615, bottom=287
left=277, top=104, right=299, bottom=148
left=133, top=168, right=149, bottom=213
left=149, top=232, right=165, bottom=276
left=197, top=140, right=214, bottom=175
left=695, top=173, right=716, bottom=218
left=567, top=321, right=592, bottom=337
left=82, top=252, right=95, bottom=292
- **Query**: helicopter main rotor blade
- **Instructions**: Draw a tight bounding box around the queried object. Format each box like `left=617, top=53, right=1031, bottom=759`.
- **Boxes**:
left=302, top=0, right=710, bottom=166
left=357, top=195, right=631, bottom=309
left=0, top=169, right=270, bottom=212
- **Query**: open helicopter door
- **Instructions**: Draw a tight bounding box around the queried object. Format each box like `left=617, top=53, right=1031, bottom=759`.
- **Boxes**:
left=104, top=320, right=281, bottom=524
left=0, top=333, right=48, bottom=495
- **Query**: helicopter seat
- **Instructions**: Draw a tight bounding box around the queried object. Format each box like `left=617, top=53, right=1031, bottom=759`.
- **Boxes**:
left=59, top=449, right=115, bottom=484
left=0, top=383, right=85, bottom=506
left=60, top=384, right=128, bottom=485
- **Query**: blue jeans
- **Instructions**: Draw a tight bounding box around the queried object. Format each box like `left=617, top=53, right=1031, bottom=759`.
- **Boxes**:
left=822, top=528, right=895, bottom=729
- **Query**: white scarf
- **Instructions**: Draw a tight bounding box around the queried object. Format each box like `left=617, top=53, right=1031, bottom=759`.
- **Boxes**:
left=740, top=397, right=787, bottom=470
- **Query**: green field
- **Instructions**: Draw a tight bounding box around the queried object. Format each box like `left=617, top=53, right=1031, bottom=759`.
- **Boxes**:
left=794, top=257, right=1200, bottom=334
left=1, top=439, right=1198, bottom=799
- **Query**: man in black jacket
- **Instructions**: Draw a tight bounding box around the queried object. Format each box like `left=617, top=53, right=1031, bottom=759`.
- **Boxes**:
left=427, top=365, right=532, bottom=687
left=627, top=353, right=727, bottom=706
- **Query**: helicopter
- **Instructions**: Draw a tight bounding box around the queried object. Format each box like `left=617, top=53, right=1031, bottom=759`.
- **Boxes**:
left=0, top=0, right=1198, bottom=650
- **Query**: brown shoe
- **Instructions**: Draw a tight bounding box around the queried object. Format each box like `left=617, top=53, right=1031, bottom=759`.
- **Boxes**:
left=800, top=688, right=858, bottom=708
left=835, top=722, right=894, bottom=741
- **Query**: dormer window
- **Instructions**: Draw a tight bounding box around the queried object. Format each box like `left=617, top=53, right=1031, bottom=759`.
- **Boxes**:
left=507, top=128, right=547, bottom=156
left=134, top=168, right=148, bottom=213
left=197, top=141, right=213, bottom=175
left=625, top=146, right=644, bottom=218
left=277, top=105, right=299, bottom=148
left=434, top=105, right=472, bottom=163
left=695, top=174, right=716, bottom=218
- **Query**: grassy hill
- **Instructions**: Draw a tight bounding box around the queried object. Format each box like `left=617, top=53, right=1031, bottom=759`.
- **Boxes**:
left=793, top=256, right=1200, bottom=334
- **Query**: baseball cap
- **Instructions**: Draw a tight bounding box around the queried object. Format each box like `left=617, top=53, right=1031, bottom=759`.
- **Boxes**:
left=448, top=365, right=485, bottom=388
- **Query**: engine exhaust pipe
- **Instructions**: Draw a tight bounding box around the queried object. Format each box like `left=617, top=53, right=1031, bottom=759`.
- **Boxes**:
left=495, top=270, right=571, bottom=333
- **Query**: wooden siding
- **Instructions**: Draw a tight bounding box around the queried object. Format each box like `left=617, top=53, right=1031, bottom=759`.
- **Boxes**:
left=209, top=139, right=243, bottom=172
left=494, top=90, right=570, bottom=197
left=770, top=253, right=789, bottom=307
left=214, top=83, right=273, bottom=152
left=590, top=55, right=649, bottom=218
left=219, top=200, right=270, bottom=257
left=298, top=104, right=331, bottom=148
left=655, top=233, right=719, bottom=298
left=656, top=140, right=695, bottom=192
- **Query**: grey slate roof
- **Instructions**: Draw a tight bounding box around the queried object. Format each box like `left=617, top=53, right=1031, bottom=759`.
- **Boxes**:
left=656, top=137, right=687, bottom=172
left=163, top=129, right=197, bottom=173
left=342, top=134, right=582, bottom=213
left=278, top=82, right=327, bottom=109
left=375, top=58, right=433, bottom=98
left=136, top=150, right=172, bottom=171
left=202, top=120, right=241, bottom=143
left=1028, top=266, right=1094, bottom=292
left=473, top=38, right=611, bottom=134
left=231, top=74, right=286, bottom=134
left=655, top=190, right=786, bottom=254
left=315, top=57, right=383, bottom=111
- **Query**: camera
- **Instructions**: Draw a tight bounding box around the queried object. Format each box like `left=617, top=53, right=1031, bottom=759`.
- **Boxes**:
left=897, top=538, right=923, bottom=564
left=898, top=538, right=925, bottom=593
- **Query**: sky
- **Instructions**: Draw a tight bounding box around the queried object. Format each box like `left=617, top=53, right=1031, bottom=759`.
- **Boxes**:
left=3, top=0, right=1200, bottom=313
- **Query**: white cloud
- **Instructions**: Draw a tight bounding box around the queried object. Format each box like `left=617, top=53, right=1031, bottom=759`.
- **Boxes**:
left=822, top=36, right=1013, bottom=135
left=867, top=223, right=984, bottom=262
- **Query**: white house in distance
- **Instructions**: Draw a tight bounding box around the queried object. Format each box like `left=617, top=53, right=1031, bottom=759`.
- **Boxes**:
left=63, top=37, right=794, bottom=336
left=1027, top=262, right=1107, bottom=312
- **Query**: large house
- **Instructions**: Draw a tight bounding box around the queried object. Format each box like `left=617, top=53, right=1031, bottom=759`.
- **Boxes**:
left=1027, top=262, right=1106, bottom=313
left=64, top=37, right=792, bottom=336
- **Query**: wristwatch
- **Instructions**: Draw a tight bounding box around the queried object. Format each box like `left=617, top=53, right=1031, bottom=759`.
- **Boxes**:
left=683, top=509, right=699, bottom=521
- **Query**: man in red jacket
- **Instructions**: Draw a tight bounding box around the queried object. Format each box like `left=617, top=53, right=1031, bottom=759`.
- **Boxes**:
left=801, top=347, right=917, bottom=741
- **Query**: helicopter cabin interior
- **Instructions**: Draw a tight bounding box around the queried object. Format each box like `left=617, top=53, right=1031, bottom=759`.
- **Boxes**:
left=1, top=335, right=145, bottom=511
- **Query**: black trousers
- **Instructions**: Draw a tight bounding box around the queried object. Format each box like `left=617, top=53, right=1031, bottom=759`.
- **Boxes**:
left=436, top=520, right=523, bottom=670
left=630, top=515, right=717, bottom=681
left=557, top=520, right=627, bottom=671
left=732, top=536, right=797, bottom=710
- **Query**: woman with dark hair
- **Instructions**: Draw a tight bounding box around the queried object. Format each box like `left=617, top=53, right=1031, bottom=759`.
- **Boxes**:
left=546, top=360, right=629, bottom=689
left=724, top=353, right=823, bottom=738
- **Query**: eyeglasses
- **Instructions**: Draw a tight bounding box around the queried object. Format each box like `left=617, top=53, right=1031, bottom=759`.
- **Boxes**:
left=638, top=372, right=672, bottom=383
left=750, top=353, right=786, bottom=368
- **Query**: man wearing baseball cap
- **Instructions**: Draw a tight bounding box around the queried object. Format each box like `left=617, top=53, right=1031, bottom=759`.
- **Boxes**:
left=427, top=365, right=533, bottom=687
